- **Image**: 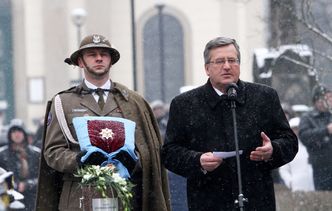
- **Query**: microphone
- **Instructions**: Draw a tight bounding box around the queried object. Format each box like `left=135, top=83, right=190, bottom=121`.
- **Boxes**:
left=226, top=83, right=239, bottom=100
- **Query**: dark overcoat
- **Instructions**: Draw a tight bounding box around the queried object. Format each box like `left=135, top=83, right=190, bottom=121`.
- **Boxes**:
left=161, top=80, right=298, bottom=211
left=299, top=109, right=332, bottom=190
left=35, top=81, right=171, bottom=211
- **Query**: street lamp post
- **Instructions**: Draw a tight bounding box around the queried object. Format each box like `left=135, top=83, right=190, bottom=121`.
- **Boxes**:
left=71, top=8, right=87, bottom=81
left=155, top=0, right=165, bottom=102
left=71, top=8, right=87, bottom=47
left=130, top=0, right=138, bottom=91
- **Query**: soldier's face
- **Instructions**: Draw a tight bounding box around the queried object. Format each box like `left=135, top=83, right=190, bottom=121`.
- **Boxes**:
left=323, top=92, right=332, bottom=108
left=79, top=48, right=112, bottom=78
left=316, top=92, right=332, bottom=111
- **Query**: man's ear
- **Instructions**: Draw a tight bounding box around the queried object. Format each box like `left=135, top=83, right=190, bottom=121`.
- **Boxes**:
left=205, top=64, right=210, bottom=77
left=77, top=57, right=84, bottom=68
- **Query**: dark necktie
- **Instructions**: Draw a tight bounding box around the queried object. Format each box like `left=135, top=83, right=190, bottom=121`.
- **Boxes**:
left=95, top=88, right=105, bottom=109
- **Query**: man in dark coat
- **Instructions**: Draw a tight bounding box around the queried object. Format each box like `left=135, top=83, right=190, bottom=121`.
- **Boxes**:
left=35, top=34, right=170, bottom=211
left=299, top=85, right=332, bottom=190
left=161, top=37, right=298, bottom=211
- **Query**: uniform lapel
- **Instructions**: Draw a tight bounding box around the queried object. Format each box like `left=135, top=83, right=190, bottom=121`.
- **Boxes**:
left=77, top=82, right=103, bottom=115
left=102, top=93, right=119, bottom=115
left=80, top=94, right=101, bottom=114
left=80, top=95, right=119, bottom=116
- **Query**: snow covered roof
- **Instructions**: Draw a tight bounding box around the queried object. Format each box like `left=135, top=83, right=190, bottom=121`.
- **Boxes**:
left=253, top=44, right=312, bottom=69
left=292, top=104, right=311, bottom=113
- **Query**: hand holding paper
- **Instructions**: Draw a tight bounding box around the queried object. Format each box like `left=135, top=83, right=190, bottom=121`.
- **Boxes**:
left=213, top=150, right=243, bottom=159
left=200, top=152, right=223, bottom=172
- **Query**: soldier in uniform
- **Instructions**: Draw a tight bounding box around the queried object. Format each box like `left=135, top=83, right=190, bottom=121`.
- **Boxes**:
left=299, top=85, right=332, bottom=191
left=35, top=34, right=171, bottom=211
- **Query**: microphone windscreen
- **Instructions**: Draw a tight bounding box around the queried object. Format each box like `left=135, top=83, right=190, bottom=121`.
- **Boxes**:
left=226, top=83, right=238, bottom=98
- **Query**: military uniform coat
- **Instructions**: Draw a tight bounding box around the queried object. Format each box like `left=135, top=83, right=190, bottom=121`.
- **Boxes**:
left=299, top=109, right=332, bottom=190
left=161, top=80, right=298, bottom=211
left=36, top=81, right=170, bottom=211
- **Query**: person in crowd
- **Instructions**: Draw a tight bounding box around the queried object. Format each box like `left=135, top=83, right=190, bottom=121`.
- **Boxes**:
left=279, top=117, right=314, bottom=191
left=299, top=84, right=332, bottom=191
left=36, top=34, right=170, bottom=211
left=281, top=102, right=295, bottom=121
left=32, top=121, right=44, bottom=149
left=0, top=124, right=41, bottom=211
left=150, top=100, right=188, bottom=211
left=161, top=36, right=298, bottom=211
left=150, top=100, right=168, bottom=140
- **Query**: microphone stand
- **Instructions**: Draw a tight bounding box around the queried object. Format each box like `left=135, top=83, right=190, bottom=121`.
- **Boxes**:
left=227, top=84, right=247, bottom=211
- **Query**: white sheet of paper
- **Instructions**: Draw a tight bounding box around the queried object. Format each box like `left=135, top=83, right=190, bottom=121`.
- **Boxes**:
left=213, top=150, right=243, bottom=159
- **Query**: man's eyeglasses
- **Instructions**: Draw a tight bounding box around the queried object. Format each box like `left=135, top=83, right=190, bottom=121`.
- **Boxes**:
left=208, top=58, right=239, bottom=67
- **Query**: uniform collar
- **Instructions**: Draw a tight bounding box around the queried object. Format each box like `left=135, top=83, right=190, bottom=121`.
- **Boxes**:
left=312, top=108, right=331, bottom=117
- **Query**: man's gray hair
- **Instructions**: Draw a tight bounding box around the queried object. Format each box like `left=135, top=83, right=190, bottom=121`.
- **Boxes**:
left=203, top=37, right=240, bottom=64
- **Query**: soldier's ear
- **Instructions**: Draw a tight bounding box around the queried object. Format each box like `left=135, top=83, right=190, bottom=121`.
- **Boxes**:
left=78, top=57, right=84, bottom=68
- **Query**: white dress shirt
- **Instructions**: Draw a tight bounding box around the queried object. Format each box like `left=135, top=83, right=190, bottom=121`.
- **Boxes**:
left=84, top=79, right=111, bottom=103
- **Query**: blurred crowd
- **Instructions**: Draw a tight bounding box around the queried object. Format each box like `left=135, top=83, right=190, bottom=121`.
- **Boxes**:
left=0, top=118, right=43, bottom=210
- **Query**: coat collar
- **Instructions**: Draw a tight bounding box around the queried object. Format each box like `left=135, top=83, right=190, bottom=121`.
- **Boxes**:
left=203, top=79, right=245, bottom=109
left=112, top=82, right=130, bottom=101
left=311, top=108, right=331, bottom=118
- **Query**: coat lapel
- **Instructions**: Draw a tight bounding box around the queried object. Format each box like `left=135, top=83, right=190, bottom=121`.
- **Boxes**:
left=102, top=93, right=120, bottom=116
left=80, top=94, right=101, bottom=114
left=74, top=82, right=101, bottom=114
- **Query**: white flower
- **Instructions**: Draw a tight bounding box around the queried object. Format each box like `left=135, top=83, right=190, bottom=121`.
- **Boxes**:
left=74, top=164, right=134, bottom=211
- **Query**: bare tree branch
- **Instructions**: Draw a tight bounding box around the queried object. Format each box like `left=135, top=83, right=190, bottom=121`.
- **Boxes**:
left=274, top=0, right=332, bottom=45
left=311, top=48, right=332, bottom=63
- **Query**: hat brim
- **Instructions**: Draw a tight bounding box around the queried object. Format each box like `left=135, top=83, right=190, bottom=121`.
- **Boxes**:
left=69, top=46, right=120, bottom=66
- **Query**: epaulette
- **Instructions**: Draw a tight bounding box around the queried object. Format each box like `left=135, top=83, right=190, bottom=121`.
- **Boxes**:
left=112, top=82, right=130, bottom=101
left=56, top=86, right=78, bottom=95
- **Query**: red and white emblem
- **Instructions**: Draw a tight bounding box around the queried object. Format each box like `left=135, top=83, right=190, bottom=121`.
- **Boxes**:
left=87, top=120, right=125, bottom=153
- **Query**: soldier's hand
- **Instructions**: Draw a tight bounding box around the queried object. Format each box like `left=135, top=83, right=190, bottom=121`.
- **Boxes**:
left=114, top=151, right=137, bottom=175
left=76, top=151, right=107, bottom=167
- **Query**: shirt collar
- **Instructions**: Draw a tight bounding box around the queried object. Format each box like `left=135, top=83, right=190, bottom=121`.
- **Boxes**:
left=212, top=86, right=225, bottom=96
left=84, top=79, right=111, bottom=90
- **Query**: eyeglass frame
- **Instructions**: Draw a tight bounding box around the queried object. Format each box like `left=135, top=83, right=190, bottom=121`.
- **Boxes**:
left=207, top=57, right=240, bottom=67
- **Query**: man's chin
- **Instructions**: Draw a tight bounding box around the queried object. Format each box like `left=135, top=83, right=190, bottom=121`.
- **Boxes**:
left=221, top=78, right=236, bottom=85
left=94, top=69, right=109, bottom=75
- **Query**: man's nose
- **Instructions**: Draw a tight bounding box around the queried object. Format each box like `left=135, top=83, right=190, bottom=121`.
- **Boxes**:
left=96, top=53, right=103, bottom=60
left=223, top=60, right=231, bottom=69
